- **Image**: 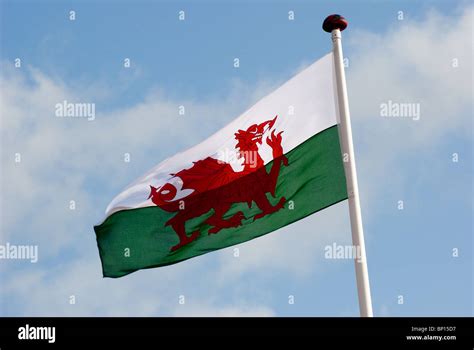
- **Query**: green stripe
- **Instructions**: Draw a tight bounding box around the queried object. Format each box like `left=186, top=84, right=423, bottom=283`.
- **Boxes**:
left=95, top=125, right=347, bottom=277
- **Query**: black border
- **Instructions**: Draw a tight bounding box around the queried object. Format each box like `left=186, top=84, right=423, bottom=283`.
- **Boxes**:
left=0, top=317, right=472, bottom=346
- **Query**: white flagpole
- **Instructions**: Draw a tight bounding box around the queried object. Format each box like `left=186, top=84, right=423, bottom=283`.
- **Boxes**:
left=323, top=14, right=373, bottom=317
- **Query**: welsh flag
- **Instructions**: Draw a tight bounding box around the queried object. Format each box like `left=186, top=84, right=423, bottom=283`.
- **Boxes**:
left=95, top=53, right=348, bottom=278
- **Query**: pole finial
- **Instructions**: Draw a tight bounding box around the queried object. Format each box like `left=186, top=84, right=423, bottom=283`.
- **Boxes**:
left=322, top=14, right=348, bottom=33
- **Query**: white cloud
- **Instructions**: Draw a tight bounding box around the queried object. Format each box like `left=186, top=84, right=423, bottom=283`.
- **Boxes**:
left=349, top=6, right=472, bottom=132
left=346, top=6, right=473, bottom=207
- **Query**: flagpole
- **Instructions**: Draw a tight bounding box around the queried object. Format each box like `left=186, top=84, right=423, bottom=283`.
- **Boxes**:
left=323, top=15, right=373, bottom=317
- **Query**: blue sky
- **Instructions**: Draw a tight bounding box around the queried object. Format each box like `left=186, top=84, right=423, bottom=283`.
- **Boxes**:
left=0, top=0, right=472, bottom=316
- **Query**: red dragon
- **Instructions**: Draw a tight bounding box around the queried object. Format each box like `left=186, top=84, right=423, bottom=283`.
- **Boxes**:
left=148, top=116, right=289, bottom=252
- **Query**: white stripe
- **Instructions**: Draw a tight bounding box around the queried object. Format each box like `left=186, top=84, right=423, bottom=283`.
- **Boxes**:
left=102, top=52, right=337, bottom=221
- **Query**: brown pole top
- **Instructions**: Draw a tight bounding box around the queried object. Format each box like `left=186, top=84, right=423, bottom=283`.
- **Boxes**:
left=322, top=14, right=348, bottom=32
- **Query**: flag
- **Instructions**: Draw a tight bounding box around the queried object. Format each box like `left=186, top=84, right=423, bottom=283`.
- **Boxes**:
left=94, top=52, right=347, bottom=277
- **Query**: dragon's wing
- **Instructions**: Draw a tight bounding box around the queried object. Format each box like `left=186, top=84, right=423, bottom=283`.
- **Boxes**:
left=172, top=157, right=238, bottom=194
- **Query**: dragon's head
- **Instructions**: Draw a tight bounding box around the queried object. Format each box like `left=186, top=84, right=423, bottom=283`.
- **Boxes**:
left=234, top=116, right=277, bottom=152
